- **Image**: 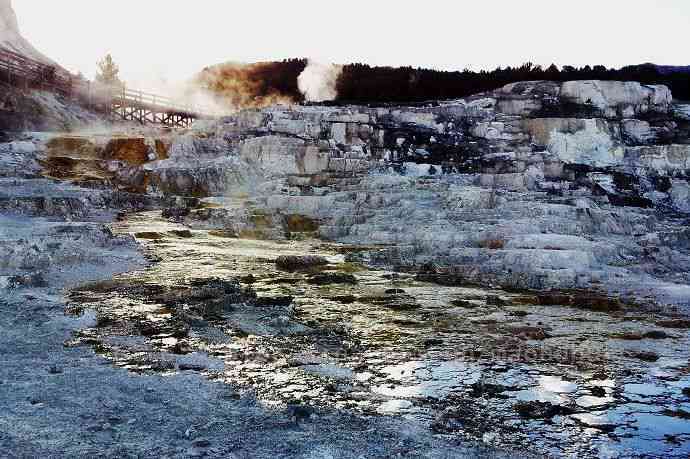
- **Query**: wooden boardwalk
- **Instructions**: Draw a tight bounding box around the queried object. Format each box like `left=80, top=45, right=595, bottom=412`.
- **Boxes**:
left=110, top=88, right=202, bottom=128
left=0, top=46, right=212, bottom=128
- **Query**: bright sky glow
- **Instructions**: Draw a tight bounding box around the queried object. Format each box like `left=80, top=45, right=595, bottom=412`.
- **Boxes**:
left=13, top=0, right=690, bottom=87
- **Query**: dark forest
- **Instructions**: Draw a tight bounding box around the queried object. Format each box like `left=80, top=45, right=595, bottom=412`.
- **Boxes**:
left=203, top=59, right=690, bottom=105
left=335, top=62, right=690, bottom=104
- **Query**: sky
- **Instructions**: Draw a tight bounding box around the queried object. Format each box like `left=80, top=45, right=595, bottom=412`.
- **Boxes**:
left=13, top=0, right=690, bottom=88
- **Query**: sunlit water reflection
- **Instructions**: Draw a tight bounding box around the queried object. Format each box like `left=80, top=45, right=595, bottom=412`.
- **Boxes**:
left=65, top=210, right=690, bottom=458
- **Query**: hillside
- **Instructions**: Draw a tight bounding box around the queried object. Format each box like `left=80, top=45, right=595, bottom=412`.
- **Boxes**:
left=0, top=0, right=56, bottom=65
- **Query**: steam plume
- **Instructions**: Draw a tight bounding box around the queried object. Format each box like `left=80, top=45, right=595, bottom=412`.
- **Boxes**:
left=194, top=59, right=307, bottom=110
left=298, top=60, right=342, bottom=102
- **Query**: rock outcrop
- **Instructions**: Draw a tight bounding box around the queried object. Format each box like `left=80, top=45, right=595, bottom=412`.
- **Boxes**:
left=17, top=80, right=690, bottom=308
left=157, top=80, right=690, bottom=308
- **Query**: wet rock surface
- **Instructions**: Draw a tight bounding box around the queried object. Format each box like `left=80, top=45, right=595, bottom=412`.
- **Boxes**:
left=1, top=154, right=498, bottom=459
left=63, top=212, right=690, bottom=458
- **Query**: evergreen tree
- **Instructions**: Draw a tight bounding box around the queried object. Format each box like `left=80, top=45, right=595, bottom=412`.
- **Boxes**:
left=95, top=54, right=122, bottom=87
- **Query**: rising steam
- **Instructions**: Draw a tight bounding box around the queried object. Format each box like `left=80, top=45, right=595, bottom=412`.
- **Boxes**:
left=194, top=60, right=307, bottom=110
left=192, top=59, right=343, bottom=111
left=130, top=75, right=232, bottom=117
left=298, top=60, right=342, bottom=102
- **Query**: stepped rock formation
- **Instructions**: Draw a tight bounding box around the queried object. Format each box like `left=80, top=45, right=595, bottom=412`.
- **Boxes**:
left=10, top=79, right=688, bottom=307
left=134, top=79, right=690, bottom=308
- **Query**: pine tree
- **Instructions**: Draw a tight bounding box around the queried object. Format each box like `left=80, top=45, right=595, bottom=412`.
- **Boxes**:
left=95, top=54, right=122, bottom=87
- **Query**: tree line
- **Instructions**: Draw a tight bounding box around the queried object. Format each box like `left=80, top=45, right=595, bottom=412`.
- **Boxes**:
left=194, top=58, right=690, bottom=106
left=335, top=62, right=690, bottom=104
left=91, top=55, right=690, bottom=106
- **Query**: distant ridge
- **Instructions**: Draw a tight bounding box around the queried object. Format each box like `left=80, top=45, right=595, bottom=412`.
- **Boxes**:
left=651, top=64, right=690, bottom=75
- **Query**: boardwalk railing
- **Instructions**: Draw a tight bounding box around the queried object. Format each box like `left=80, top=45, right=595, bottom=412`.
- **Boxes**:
left=0, top=45, right=75, bottom=94
left=0, top=45, right=214, bottom=127
left=116, top=87, right=199, bottom=116
left=108, top=86, right=205, bottom=127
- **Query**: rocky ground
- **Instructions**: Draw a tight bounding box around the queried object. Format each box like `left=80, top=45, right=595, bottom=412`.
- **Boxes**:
left=0, top=134, right=504, bottom=458
left=67, top=210, right=690, bottom=457
left=2, top=80, right=690, bottom=457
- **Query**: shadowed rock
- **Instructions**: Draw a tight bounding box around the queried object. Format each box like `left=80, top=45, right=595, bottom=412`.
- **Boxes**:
left=276, top=255, right=329, bottom=271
